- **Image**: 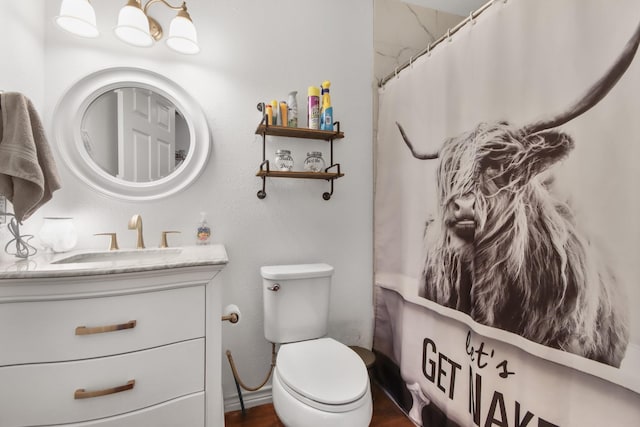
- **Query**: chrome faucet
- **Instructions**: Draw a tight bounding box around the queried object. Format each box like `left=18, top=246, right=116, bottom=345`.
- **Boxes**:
left=128, top=214, right=145, bottom=249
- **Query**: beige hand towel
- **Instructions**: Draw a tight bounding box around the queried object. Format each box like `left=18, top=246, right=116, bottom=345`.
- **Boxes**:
left=0, top=92, right=62, bottom=222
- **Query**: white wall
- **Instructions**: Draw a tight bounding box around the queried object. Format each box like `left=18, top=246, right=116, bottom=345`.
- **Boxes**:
left=0, top=0, right=45, bottom=106
left=2, top=0, right=374, bottom=410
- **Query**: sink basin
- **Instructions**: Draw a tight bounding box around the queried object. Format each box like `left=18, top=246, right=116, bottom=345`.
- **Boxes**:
left=51, top=248, right=182, bottom=265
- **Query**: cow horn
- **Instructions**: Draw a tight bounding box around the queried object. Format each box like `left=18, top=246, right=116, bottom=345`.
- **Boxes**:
left=396, top=122, right=440, bottom=159
left=523, top=21, right=640, bottom=135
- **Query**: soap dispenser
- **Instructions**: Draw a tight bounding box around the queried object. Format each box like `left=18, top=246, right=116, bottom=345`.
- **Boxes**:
left=196, top=212, right=211, bottom=245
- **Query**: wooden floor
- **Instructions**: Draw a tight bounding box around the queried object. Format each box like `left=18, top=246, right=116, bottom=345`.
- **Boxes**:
left=224, top=382, right=415, bottom=427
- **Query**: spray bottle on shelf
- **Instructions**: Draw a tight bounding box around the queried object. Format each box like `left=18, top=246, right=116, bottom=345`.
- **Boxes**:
left=307, top=86, right=320, bottom=130
left=320, top=81, right=333, bottom=131
left=196, top=212, right=211, bottom=245
left=287, top=91, right=298, bottom=127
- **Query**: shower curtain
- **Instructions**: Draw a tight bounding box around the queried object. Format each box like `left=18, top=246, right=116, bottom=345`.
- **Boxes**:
left=374, top=0, right=640, bottom=426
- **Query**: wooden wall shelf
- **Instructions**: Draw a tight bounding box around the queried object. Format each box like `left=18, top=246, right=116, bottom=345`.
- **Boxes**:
left=256, top=170, right=344, bottom=180
left=255, top=103, right=345, bottom=200
left=255, top=124, right=344, bottom=141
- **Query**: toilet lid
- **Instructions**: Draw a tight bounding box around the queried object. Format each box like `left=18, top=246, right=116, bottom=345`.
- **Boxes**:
left=276, top=338, right=369, bottom=406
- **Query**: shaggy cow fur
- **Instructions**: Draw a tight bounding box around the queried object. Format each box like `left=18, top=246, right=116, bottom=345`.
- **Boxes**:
left=417, top=122, right=629, bottom=367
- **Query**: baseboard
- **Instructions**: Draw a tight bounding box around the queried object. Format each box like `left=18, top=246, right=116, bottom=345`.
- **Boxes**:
left=223, top=385, right=273, bottom=413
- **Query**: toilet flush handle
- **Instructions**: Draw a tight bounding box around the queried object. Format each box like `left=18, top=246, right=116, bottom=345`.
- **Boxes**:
left=267, top=283, right=280, bottom=292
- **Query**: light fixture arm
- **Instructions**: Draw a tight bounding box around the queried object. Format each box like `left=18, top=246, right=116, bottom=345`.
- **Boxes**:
left=142, top=0, right=187, bottom=14
left=137, top=0, right=191, bottom=42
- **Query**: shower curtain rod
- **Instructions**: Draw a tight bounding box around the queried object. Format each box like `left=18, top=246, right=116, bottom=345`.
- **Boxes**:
left=378, top=0, right=496, bottom=88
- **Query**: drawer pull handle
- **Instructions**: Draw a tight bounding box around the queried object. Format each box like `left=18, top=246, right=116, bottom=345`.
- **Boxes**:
left=75, top=320, right=137, bottom=335
left=74, top=379, right=135, bottom=399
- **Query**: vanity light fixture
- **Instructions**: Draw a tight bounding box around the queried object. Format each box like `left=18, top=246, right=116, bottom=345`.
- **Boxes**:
left=115, top=0, right=200, bottom=54
left=55, top=0, right=200, bottom=55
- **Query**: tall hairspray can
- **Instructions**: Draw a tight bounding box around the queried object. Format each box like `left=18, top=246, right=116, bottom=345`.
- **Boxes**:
left=307, top=86, right=320, bottom=129
left=271, top=100, right=280, bottom=126
left=320, top=80, right=333, bottom=131
left=265, top=104, right=273, bottom=125
left=287, top=91, right=298, bottom=127
left=280, top=101, right=288, bottom=127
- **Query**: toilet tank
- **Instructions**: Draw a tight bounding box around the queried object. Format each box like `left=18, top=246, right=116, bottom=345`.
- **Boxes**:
left=261, top=263, right=334, bottom=344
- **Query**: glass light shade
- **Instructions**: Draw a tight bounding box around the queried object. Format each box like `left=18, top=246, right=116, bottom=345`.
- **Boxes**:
left=39, top=217, right=78, bottom=253
left=55, top=0, right=99, bottom=38
left=166, top=15, right=200, bottom=54
left=114, top=4, right=153, bottom=47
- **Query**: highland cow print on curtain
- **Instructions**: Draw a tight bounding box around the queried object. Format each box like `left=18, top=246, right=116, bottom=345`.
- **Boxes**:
left=374, top=0, right=640, bottom=426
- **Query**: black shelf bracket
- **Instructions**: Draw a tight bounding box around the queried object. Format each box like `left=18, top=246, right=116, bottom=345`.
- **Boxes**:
left=323, top=163, right=341, bottom=200
left=257, top=159, right=270, bottom=199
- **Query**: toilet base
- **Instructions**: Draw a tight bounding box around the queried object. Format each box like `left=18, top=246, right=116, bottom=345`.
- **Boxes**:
left=272, top=370, right=373, bottom=427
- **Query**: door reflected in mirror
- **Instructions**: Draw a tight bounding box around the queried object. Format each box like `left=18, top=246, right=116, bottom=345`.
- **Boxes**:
left=81, top=88, right=190, bottom=183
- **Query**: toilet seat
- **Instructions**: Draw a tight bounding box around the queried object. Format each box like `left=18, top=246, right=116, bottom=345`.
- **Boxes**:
left=276, top=338, right=369, bottom=413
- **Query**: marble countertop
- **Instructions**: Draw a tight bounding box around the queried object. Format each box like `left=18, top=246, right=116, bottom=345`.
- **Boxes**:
left=0, top=244, right=228, bottom=279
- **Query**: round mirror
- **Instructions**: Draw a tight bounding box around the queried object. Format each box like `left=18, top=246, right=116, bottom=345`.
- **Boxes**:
left=54, top=68, right=210, bottom=200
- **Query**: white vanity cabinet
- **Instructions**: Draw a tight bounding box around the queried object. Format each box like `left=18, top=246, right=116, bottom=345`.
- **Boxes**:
left=0, top=245, right=228, bottom=427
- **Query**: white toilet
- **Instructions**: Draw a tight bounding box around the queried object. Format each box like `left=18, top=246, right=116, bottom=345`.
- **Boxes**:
left=261, top=263, right=373, bottom=427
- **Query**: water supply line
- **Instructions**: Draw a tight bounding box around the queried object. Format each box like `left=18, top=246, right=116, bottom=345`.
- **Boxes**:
left=222, top=303, right=276, bottom=414
left=226, top=342, right=277, bottom=392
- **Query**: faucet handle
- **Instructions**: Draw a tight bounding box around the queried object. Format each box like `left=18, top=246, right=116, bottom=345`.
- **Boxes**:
left=94, top=233, right=119, bottom=251
left=160, top=231, right=180, bottom=248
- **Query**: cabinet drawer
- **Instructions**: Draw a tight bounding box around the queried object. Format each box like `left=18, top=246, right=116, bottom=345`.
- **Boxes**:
left=0, top=339, right=204, bottom=427
left=59, top=393, right=204, bottom=427
left=0, top=286, right=204, bottom=365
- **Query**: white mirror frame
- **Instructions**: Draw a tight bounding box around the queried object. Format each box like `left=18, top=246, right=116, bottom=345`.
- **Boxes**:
left=53, top=67, right=210, bottom=201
